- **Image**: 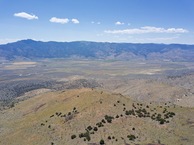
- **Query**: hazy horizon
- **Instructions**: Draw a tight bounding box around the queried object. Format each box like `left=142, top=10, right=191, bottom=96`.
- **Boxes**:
left=1, top=38, right=194, bottom=45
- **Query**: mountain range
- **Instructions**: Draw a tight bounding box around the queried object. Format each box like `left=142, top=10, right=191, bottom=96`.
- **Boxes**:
left=0, top=39, right=194, bottom=61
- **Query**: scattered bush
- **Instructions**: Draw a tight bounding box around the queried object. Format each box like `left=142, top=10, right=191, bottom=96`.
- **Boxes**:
left=90, top=131, right=94, bottom=134
left=93, top=127, right=98, bottom=131
left=50, top=115, right=54, bottom=118
left=79, top=133, right=84, bottom=138
left=115, top=115, right=119, bottom=118
left=100, top=139, right=105, bottom=145
left=104, top=115, right=114, bottom=123
left=71, top=134, right=76, bottom=139
left=96, top=122, right=104, bottom=127
left=159, top=119, right=165, bottom=124
left=127, top=134, right=136, bottom=141
left=87, top=126, right=93, bottom=131
left=102, top=119, right=106, bottom=123
left=79, top=131, right=91, bottom=141
left=47, top=100, right=176, bottom=144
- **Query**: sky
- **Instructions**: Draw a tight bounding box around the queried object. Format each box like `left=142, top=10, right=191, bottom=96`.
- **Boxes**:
left=1, top=0, right=194, bottom=44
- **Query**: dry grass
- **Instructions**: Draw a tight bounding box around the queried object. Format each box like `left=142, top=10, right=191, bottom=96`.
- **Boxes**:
left=0, top=88, right=194, bottom=145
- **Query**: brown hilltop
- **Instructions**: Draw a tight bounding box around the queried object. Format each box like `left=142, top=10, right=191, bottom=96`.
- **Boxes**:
left=0, top=88, right=193, bottom=145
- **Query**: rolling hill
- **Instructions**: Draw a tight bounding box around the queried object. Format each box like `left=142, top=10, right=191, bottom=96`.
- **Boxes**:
left=0, top=88, right=194, bottom=145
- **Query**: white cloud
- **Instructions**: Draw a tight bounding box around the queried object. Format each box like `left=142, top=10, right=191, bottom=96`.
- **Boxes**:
left=105, top=26, right=189, bottom=34
left=72, top=18, right=79, bottom=24
left=49, top=17, right=69, bottom=24
left=144, top=36, right=179, bottom=41
left=91, top=21, right=101, bottom=24
left=115, top=21, right=124, bottom=25
left=14, top=12, right=38, bottom=20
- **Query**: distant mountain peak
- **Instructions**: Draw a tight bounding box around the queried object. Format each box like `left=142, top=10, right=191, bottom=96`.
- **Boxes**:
left=0, top=40, right=194, bottom=61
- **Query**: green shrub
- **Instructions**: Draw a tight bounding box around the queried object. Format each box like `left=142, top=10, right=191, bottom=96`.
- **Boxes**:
left=71, top=134, right=76, bottom=139
left=87, top=126, right=93, bottom=131
left=127, top=134, right=136, bottom=141
left=160, top=120, right=165, bottom=124
left=116, top=115, right=119, bottom=118
left=90, top=131, right=94, bottom=134
left=105, top=115, right=114, bottom=123
left=93, top=127, right=98, bottom=131
left=79, top=133, right=84, bottom=138
left=96, top=122, right=104, bottom=127
left=100, top=139, right=105, bottom=144
left=79, top=131, right=91, bottom=141
left=102, top=119, right=106, bottom=123
left=50, top=115, right=54, bottom=118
